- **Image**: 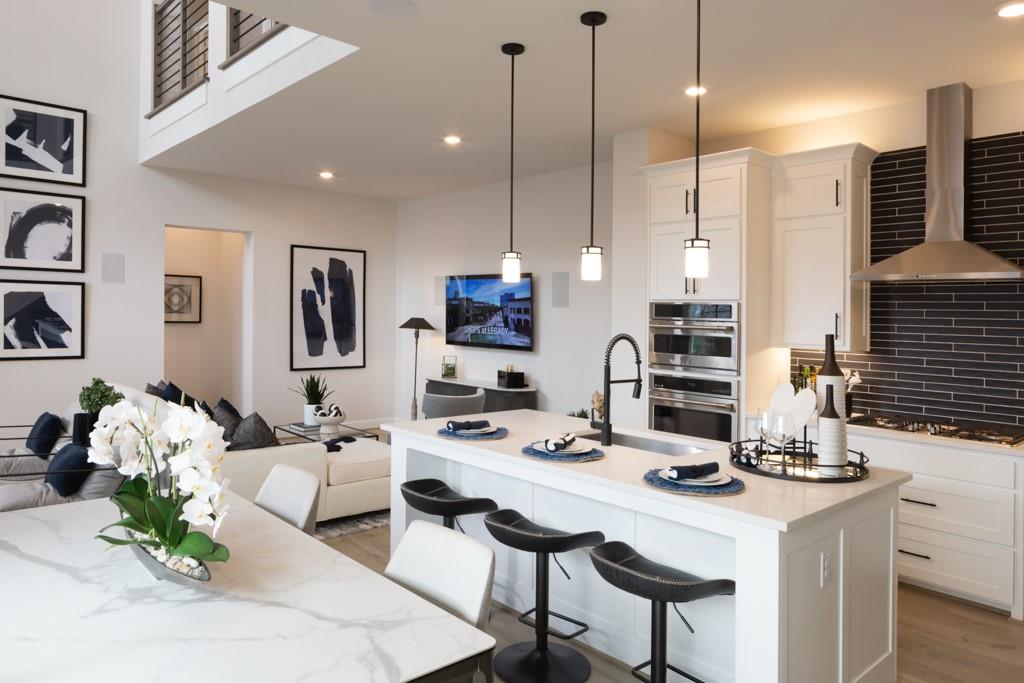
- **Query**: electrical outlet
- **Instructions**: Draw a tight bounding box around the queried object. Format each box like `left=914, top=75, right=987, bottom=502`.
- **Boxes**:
left=820, top=550, right=833, bottom=588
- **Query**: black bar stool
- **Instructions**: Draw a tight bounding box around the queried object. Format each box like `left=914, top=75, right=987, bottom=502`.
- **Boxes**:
left=400, top=478, right=498, bottom=530
left=589, top=541, right=735, bottom=683
left=484, top=509, right=605, bottom=683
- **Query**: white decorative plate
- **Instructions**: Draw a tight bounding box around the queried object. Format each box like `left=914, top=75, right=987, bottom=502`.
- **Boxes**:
left=658, top=469, right=732, bottom=487
left=531, top=440, right=594, bottom=455
left=457, top=426, right=498, bottom=435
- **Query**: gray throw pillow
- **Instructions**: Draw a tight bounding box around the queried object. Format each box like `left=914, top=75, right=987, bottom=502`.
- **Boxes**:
left=145, top=383, right=163, bottom=397
left=212, top=404, right=242, bottom=441
left=227, top=413, right=280, bottom=451
left=77, top=468, right=125, bottom=500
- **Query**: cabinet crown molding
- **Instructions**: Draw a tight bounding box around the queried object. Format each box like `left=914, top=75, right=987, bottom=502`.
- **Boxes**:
left=638, top=146, right=775, bottom=176
left=774, top=142, right=878, bottom=168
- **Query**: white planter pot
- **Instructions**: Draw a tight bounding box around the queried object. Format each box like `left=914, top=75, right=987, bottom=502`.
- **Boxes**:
left=303, top=404, right=321, bottom=426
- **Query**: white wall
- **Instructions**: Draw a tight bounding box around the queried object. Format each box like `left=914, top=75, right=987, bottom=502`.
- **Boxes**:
left=0, top=0, right=396, bottom=428
left=164, top=227, right=245, bottom=406
left=394, top=164, right=613, bottom=417
left=703, top=78, right=1024, bottom=156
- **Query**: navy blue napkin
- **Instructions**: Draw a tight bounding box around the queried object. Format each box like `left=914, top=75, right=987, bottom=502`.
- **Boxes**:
left=667, top=462, right=720, bottom=480
left=324, top=436, right=357, bottom=452
left=447, top=419, right=491, bottom=432
left=544, top=433, right=577, bottom=452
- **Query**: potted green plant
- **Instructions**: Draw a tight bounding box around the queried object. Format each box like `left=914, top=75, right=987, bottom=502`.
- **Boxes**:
left=291, top=374, right=334, bottom=426
left=74, top=378, right=125, bottom=446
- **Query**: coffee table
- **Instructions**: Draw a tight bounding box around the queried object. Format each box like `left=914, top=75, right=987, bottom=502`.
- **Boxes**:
left=274, top=422, right=380, bottom=442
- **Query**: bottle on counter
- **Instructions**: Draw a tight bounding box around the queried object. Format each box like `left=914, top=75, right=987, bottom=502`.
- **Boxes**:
left=816, top=333, right=847, bottom=455
left=817, top=384, right=845, bottom=477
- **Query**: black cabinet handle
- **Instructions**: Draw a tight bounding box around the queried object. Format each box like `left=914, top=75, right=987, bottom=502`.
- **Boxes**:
left=685, top=189, right=690, bottom=215
left=901, top=497, right=937, bottom=508
left=693, top=278, right=698, bottom=295
left=898, top=549, right=932, bottom=561
left=684, top=277, right=689, bottom=295
left=835, top=179, right=840, bottom=207
left=834, top=313, right=840, bottom=340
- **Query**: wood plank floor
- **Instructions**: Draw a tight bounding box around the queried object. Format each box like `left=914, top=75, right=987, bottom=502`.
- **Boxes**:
left=325, top=526, right=1024, bottom=682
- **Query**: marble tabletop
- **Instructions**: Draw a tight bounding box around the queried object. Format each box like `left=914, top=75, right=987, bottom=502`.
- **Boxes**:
left=0, top=494, right=494, bottom=682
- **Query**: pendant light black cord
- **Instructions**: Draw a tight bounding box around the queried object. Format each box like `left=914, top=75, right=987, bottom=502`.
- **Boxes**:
left=509, top=51, right=516, bottom=252
left=694, top=0, right=701, bottom=241
left=589, top=21, right=596, bottom=247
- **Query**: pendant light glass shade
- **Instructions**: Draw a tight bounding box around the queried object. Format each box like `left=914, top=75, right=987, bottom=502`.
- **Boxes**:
left=501, top=250, right=522, bottom=283
left=683, top=237, right=710, bottom=279
left=580, top=245, right=603, bottom=281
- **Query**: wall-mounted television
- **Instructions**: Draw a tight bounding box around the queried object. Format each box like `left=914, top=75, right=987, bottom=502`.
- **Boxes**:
left=445, top=273, right=533, bottom=351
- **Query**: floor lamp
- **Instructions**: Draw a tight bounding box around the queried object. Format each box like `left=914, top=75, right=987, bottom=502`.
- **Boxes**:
left=399, top=317, right=435, bottom=420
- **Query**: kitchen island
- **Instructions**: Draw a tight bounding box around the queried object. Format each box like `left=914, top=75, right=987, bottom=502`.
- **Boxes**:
left=385, top=409, right=911, bottom=683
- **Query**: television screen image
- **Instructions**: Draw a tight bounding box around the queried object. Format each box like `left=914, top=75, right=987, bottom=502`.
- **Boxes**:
left=445, top=274, right=533, bottom=351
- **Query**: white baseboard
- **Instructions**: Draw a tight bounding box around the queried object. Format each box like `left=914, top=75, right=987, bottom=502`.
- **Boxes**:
left=345, top=416, right=397, bottom=431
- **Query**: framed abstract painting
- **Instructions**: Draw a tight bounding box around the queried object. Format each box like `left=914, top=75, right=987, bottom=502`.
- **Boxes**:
left=0, top=187, right=84, bottom=272
left=164, top=274, right=202, bottom=324
left=0, top=279, right=84, bottom=361
left=2, top=95, right=87, bottom=187
left=290, top=245, right=366, bottom=371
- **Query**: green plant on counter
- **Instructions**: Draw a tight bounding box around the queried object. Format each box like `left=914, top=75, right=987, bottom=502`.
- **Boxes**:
left=78, top=378, right=125, bottom=414
left=291, top=374, right=334, bottom=404
left=567, top=408, right=590, bottom=419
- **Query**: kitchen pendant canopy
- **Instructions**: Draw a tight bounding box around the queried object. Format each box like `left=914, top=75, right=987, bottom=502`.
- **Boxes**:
left=500, top=42, right=525, bottom=283
left=683, top=0, right=710, bottom=280
left=580, top=10, right=606, bottom=282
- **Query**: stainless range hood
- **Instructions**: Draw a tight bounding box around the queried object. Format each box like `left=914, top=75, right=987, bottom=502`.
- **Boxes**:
left=851, top=83, right=1024, bottom=281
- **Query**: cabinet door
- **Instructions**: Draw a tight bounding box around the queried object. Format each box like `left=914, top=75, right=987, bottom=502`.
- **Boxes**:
left=696, top=165, right=742, bottom=219
left=649, top=221, right=691, bottom=300
left=775, top=215, right=846, bottom=347
left=650, top=172, right=694, bottom=223
left=689, top=216, right=741, bottom=300
left=774, top=161, right=845, bottom=219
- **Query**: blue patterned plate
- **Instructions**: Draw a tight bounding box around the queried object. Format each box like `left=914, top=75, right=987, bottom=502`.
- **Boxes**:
left=437, top=427, right=509, bottom=441
left=521, top=444, right=605, bottom=463
left=643, top=468, right=745, bottom=496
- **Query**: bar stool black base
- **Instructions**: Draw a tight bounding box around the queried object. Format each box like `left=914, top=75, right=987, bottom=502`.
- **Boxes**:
left=494, top=642, right=591, bottom=683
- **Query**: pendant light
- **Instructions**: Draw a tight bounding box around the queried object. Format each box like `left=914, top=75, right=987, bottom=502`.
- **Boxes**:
left=683, top=0, right=710, bottom=279
left=500, top=42, right=525, bottom=283
left=580, top=11, right=606, bottom=282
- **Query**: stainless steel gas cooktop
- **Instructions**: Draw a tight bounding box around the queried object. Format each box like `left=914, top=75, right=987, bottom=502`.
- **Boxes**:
left=848, top=414, right=1024, bottom=447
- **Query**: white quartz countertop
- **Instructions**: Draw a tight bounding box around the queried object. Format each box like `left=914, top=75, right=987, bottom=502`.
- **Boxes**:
left=0, top=494, right=494, bottom=682
left=385, top=410, right=911, bottom=532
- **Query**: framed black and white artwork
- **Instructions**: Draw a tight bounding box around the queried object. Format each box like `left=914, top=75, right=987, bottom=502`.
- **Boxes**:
left=0, top=187, right=84, bottom=272
left=164, top=274, right=202, bottom=324
left=290, top=245, right=366, bottom=371
left=0, top=279, right=84, bottom=361
left=2, top=95, right=86, bottom=187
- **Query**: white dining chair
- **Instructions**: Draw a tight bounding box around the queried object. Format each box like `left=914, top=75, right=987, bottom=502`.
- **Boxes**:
left=385, top=520, right=496, bottom=629
left=254, top=464, right=320, bottom=534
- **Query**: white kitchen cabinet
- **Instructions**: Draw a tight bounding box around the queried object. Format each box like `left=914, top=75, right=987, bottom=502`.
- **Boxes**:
left=649, top=165, right=742, bottom=225
left=649, top=216, right=741, bottom=301
left=771, top=144, right=876, bottom=352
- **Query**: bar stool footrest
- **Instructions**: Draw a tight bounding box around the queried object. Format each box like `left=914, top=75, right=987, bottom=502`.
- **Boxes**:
left=517, top=607, right=590, bottom=640
left=630, top=659, right=704, bottom=683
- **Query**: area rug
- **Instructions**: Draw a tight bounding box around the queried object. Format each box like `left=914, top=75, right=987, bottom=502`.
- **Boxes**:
left=314, top=511, right=391, bottom=541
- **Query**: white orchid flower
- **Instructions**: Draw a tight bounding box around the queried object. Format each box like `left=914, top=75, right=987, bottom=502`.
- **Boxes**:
left=167, top=451, right=193, bottom=475
left=180, top=497, right=214, bottom=527
left=117, top=449, right=146, bottom=478
left=176, top=467, right=221, bottom=501
left=87, top=442, right=114, bottom=466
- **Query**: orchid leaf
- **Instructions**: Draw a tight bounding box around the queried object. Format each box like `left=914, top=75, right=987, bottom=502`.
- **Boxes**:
left=111, top=493, right=148, bottom=526
left=205, top=543, right=230, bottom=563
left=167, top=498, right=187, bottom=547
left=172, top=531, right=215, bottom=558
left=119, top=476, right=149, bottom=499
left=98, top=518, right=149, bottom=535
left=144, top=497, right=174, bottom=544
left=95, top=535, right=159, bottom=548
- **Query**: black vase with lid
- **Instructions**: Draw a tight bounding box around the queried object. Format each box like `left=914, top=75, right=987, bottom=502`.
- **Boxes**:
left=72, top=412, right=99, bottom=446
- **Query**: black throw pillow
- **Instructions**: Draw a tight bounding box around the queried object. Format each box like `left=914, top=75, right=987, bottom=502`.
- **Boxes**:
left=216, top=398, right=241, bottom=419
left=227, top=413, right=280, bottom=451
left=197, top=400, right=213, bottom=417
left=162, top=382, right=198, bottom=409
left=144, top=383, right=163, bottom=397
left=212, top=404, right=242, bottom=440
left=44, top=443, right=95, bottom=497
left=26, top=412, right=63, bottom=457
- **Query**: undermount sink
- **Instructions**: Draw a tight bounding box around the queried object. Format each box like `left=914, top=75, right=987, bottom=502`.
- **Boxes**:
left=579, top=432, right=703, bottom=457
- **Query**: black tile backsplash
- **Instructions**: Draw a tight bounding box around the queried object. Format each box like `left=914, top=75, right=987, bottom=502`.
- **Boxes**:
left=791, top=132, right=1024, bottom=426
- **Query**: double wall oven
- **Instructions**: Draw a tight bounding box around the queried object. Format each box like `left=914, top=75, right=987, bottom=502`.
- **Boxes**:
left=648, top=302, right=739, bottom=442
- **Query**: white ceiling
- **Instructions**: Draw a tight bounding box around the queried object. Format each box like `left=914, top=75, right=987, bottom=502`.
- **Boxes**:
left=148, top=0, right=1024, bottom=199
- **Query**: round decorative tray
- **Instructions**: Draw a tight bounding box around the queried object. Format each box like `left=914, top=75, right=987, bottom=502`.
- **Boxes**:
left=729, top=437, right=869, bottom=483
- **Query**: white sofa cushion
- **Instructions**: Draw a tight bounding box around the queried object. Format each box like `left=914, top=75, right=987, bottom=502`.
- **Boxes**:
left=0, top=480, right=78, bottom=512
left=327, top=440, right=391, bottom=486
left=0, top=448, right=50, bottom=480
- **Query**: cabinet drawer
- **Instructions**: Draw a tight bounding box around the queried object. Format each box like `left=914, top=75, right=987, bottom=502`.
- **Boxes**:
left=849, top=435, right=1016, bottom=489
left=898, top=474, right=1015, bottom=546
left=897, top=525, right=1014, bottom=606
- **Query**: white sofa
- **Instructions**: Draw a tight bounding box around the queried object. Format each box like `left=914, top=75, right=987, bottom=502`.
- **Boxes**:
left=221, top=437, right=391, bottom=523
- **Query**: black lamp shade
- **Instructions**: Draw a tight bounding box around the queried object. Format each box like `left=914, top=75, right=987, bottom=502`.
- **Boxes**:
left=399, top=317, right=435, bottom=331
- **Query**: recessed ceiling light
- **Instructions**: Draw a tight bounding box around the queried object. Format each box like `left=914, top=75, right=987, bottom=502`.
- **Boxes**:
left=997, top=2, right=1024, bottom=17
left=685, top=85, right=707, bottom=97
left=443, top=135, right=462, bottom=145
left=319, top=170, right=335, bottom=179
